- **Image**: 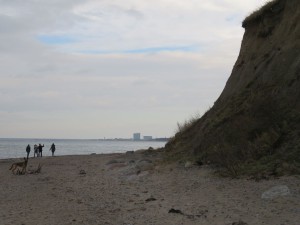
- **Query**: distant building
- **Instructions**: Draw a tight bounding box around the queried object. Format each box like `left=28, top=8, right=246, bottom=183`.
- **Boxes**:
left=143, top=136, right=152, bottom=141
left=133, top=133, right=141, bottom=141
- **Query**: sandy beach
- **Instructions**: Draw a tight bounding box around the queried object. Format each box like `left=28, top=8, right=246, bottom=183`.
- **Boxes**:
left=1, top=150, right=299, bottom=225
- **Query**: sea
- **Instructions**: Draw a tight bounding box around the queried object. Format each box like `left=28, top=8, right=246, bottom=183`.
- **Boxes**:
left=0, top=138, right=167, bottom=159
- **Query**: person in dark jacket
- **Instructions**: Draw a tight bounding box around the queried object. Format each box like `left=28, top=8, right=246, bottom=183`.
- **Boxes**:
left=50, top=143, right=56, bottom=156
left=38, top=144, right=44, bottom=157
left=26, top=144, right=31, bottom=159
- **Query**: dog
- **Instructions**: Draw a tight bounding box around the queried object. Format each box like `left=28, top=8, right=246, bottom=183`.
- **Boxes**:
left=9, top=157, right=28, bottom=174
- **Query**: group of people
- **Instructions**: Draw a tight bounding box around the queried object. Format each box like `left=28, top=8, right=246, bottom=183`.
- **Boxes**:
left=26, top=143, right=56, bottom=159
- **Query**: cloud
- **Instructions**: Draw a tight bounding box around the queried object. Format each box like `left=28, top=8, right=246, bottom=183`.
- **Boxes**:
left=0, top=0, right=270, bottom=138
left=37, top=35, right=77, bottom=45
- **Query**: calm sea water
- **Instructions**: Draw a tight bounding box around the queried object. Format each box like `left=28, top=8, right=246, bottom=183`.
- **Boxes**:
left=0, top=138, right=167, bottom=159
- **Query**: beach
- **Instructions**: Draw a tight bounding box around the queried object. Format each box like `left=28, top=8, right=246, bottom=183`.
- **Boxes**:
left=1, top=151, right=299, bottom=225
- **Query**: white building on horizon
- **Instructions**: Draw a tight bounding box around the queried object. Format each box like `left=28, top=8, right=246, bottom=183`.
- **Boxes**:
left=133, top=133, right=141, bottom=141
left=143, top=136, right=152, bottom=141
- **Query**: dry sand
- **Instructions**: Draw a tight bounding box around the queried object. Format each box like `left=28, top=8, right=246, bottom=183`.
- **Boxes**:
left=0, top=151, right=299, bottom=225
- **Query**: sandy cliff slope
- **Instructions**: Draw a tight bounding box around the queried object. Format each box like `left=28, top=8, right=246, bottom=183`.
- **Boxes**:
left=166, top=0, right=300, bottom=176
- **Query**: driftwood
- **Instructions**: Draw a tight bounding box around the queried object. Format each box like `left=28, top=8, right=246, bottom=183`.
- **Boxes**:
left=16, top=169, right=26, bottom=175
left=27, top=164, right=42, bottom=174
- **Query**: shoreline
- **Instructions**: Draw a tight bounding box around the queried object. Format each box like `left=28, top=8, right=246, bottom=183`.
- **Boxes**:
left=1, top=151, right=299, bottom=224
left=0, top=152, right=123, bottom=161
left=0, top=139, right=167, bottom=160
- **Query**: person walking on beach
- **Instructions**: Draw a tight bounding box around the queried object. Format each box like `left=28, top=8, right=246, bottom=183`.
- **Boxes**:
left=50, top=143, right=56, bottom=157
left=26, top=144, right=31, bottom=159
left=34, top=144, right=38, bottom=157
left=38, top=144, right=44, bottom=157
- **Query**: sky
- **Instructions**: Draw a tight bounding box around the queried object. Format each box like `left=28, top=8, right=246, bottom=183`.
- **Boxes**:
left=0, top=0, right=270, bottom=139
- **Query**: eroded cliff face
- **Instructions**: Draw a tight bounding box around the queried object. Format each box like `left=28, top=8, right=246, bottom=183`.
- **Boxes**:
left=166, top=0, right=300, bottom=175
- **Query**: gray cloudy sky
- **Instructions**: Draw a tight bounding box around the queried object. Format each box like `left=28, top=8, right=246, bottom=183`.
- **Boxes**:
left=0, top=0, right=268, bottom=139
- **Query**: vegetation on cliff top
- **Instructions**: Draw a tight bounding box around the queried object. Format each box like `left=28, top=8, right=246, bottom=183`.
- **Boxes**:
left=242, top=0, right=283, bottom=28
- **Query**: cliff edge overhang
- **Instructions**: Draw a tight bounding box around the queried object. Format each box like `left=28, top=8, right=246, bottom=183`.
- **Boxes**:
left=242, top=0, right=285, bottom=29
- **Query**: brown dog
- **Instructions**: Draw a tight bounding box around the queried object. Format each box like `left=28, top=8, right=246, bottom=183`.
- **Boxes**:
left=9, top=157, right=28, bottom=174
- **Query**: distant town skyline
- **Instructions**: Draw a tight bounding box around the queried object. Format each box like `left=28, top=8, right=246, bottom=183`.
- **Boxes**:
left=100, top=133, right=167, bottom=141
left=0, top=0, right=271, bottom=139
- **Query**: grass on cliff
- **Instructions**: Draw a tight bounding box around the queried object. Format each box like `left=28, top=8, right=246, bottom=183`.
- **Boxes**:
left=242, top=0, right=281, bottom=28
left=175, top=111, right=201, bottom=134
left=165, top=90, right=300, bottom=178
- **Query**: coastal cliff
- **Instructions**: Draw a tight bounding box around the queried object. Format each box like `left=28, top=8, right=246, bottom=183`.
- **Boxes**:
left=166, top=0, right=300, bottom=176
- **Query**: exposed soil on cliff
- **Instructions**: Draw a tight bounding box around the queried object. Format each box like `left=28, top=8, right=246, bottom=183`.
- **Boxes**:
left=165, top=0, right=300, bottom=176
